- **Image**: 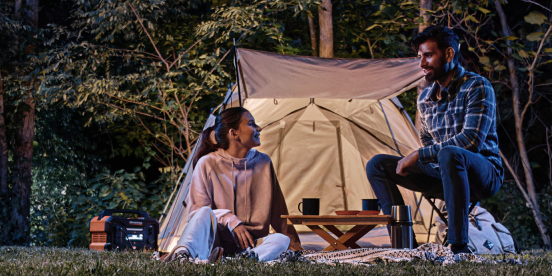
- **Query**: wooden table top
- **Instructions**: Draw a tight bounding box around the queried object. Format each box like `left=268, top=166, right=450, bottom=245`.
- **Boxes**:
left=282, top=215, right=391, bottom=219
left=282, top=215, right=391, bottom=225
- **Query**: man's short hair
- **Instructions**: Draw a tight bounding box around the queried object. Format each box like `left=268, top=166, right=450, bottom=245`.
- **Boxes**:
left=412, top=25, right=460, bottom=63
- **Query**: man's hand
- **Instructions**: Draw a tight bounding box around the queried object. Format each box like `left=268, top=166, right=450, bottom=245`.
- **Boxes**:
left=232, top=224, right=255, bottom=249
left=396, top=151, right=419, bottom=176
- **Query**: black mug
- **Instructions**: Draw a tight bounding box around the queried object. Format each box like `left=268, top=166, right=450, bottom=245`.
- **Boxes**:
left=298, top=198, right=320, bottom=215
left=362, top=199, right=381, bottom=211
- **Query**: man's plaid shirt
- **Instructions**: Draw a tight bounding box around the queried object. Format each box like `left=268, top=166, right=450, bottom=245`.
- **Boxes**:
left=417, top=65, right=503, bottom=179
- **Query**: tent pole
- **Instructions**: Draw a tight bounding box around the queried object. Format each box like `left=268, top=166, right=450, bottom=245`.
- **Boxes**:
left=158, top=168, right=186, bottom=222
left=379, top=100, right=403, bottom=157
left=232, top=41, right=242, bottom=107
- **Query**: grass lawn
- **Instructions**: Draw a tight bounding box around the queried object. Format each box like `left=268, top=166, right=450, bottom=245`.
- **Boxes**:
left=0, top=246, right=551, bottom=275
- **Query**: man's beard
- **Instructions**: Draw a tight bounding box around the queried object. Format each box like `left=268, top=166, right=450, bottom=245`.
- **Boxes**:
left=424, top=59, right=448, bottom=82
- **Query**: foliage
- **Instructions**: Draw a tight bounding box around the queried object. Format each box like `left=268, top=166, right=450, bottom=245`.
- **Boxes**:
left=30, top=107, right=106, bottom=246
left=1, top=246, right=552, bottom=275
left=482, top=180, right=552, bottom=249
left=68, top=168, right=173, bottom=247
left=34, top=0, right=225, bottom=171
left=333, top=0, right=420, bottom=59
left=30, top=107, right=174, bottom=247
left=397, top=87, right=418, bottom=122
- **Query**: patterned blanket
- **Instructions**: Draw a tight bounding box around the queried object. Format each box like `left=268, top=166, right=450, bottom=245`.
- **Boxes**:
left=154, top=243, right=524, bottom=266
left=269, top=243, right=524, bottom=266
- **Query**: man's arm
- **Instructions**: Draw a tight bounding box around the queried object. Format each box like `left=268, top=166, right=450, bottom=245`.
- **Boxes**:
left=419, top=109, right=436, bottom=147
left=418, top=78, right=496, bottom=164
left=396, top=150, right=419, bottom=176
left=396, top=94, right=435, bottom=176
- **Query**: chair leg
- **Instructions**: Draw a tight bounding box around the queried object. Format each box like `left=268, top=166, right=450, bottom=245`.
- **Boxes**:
left=426, top=197, right=448, bottom=227
left=426, top=204, right=435, bottom=244
left=468, top=201, right=478, bottom=214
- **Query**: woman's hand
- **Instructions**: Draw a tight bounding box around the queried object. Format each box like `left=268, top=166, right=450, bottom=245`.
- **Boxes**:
left=232, top=224, right=255, bottom=249
left=288, top=239, right=304, bottom=251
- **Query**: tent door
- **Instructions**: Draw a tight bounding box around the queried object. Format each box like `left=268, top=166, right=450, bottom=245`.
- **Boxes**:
left=378, top=100, right=402, bottom=157
left=335, top=126, right=348, bottom=210
left=276, top=124, right=284, bottom=178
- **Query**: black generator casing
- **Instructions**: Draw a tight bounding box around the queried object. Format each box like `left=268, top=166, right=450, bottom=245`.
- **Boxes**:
left=89, top=209, right=159, bottom=251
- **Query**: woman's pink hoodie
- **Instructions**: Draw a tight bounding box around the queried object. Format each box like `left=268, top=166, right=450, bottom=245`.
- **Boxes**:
left=189, top=148, right=302, bottom=250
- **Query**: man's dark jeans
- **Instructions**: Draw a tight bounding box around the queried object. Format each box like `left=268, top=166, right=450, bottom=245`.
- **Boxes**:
left=366, top=146, right=502, bottom=245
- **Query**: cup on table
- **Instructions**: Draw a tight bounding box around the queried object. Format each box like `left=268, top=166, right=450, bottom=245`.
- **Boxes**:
left=362, top=199, right=381, bottom=212
left=298, top=198, right=320, bottom=215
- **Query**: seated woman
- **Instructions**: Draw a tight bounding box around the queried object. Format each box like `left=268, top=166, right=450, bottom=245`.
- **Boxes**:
left=164, top=107, right=302, bottom=263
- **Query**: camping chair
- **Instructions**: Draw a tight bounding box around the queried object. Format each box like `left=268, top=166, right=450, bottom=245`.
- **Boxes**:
left=422, top=194, right=478, bottom=245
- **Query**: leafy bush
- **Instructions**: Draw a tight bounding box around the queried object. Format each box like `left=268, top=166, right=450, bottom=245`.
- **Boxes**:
left=68, top=168, right=173, bottom=247
left=31, top=108, right=107, bottom=246
left=397, top=87, right=418, bottom=122
left=31, top=108, right=175, bottom=247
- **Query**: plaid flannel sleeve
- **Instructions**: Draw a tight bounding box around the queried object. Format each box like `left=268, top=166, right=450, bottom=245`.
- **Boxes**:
left=418, top=78, right=496, bottom=164
left=419, top=111, right=436, bottom=148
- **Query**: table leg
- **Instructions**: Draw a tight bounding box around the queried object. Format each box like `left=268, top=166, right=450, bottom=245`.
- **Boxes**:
left=323, top=225, right=344, bottom=237
left=341, top=225, right=376, bottom=247
left=307, top=225, right=348, bottom=251
left=322, top=225, right=376, bottom=251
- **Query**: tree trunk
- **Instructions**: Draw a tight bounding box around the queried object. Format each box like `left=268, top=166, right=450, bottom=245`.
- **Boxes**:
left=318, top=0, right=333, bottom=58
left=0, top=70, right=8, bottom=245
left=8, top=0, right=38, bottom=246
left=494, top=0, right=550, bottom=248
left=0, top=71, right=7, bottom=239
left=415, top=0, right=432, bottom=131
left=419, top=0, right=432, bottom=31
left=308, top=14, right=317, bottom=56
left=0, top=72, right=7, bottom=198
left=24, top=0, right=39, bottom=28
left=11, top=103, right=35, bottom=245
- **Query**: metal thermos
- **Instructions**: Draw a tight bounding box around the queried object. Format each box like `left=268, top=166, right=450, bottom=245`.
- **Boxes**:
left=390, top=205, right=414, bottom=249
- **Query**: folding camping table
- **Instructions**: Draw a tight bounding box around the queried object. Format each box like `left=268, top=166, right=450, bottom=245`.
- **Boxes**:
left=282, top=215, right=391, bottom=251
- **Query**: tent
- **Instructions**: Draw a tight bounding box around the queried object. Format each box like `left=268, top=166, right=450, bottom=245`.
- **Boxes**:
left=157, top=48, right=441, bottom=252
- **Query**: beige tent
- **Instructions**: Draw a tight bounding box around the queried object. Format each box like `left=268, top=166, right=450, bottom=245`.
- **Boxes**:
left=158, top=48, right=440, bottom=252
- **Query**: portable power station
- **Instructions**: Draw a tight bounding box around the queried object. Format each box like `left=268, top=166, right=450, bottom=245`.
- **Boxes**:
left=89, top=209, right=159, bottom=251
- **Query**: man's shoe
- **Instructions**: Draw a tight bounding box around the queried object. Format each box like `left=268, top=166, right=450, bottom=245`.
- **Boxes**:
left=208, top=247, right=224, bottom=263
left=450, top=243, right=472, bottom=254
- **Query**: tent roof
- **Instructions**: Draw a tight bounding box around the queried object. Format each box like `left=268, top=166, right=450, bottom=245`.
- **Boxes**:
left=237, top=48, right=424, bottom=100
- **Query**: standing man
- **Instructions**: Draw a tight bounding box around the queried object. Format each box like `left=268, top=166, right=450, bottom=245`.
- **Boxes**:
left=365, top=25, right=503, bottom=254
